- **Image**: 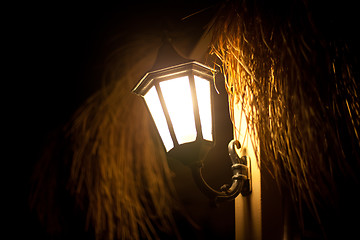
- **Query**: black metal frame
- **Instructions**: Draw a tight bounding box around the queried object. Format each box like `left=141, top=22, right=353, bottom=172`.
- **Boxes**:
left=133, top=52, right=251, bottom=203
left=133, top=61, right=216, bottom=152
left=168, top=139, right=251, bottom=204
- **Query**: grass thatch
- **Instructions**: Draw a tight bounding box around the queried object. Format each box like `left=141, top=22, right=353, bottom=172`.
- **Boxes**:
left=210, top=0, right=360, bottom=237
left=30, top=35, right=181, bottom=240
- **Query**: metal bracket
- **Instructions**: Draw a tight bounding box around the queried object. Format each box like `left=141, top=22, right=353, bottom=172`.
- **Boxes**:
left=190, top=139, right=252, bottom=204
left=227, top=140, right=252, bottom=196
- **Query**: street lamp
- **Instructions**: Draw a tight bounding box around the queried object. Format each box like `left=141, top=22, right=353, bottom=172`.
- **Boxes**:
left=132, top=41, right=251, bottom=202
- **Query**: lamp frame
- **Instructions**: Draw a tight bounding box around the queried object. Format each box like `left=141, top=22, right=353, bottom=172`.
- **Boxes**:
left=133, top=45, right=251, bottom=203
left=133, top=61, right=216, bottom=156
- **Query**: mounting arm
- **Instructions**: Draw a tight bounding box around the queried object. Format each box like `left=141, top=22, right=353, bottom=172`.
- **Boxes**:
left=190, top=139, right=251, bottom=203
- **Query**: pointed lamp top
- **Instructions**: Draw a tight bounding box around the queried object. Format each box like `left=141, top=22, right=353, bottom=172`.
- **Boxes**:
left=150, top=38, right=190, bottom=71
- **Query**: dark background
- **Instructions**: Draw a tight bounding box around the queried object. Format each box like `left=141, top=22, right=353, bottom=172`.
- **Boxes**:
left=7, top=1, right=236, bottom=239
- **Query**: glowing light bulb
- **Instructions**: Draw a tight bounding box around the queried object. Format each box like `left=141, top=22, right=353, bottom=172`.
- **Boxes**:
left=144, top=86, right=174, bottom=151
left=194, top=76, right=213, bottom=141
left=160, top=76, right=197, bottom=145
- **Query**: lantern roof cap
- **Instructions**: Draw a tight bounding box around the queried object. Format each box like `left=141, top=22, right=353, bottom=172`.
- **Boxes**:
left=150, top=39, right=190, bottom=71
left=133, top=61, right=214, bottom=95
left=132, top=39, right=216, bottom=96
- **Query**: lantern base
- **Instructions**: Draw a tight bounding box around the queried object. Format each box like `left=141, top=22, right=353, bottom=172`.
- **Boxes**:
left=167, top=139, right=251, bottom=203
left=167, top=139, right=214, bottom=167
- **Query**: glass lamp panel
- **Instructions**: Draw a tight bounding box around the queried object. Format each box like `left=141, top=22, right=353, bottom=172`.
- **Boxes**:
left=160, top=76, right=197, bottom=145
left=144, top=86, right=174, bottom=151
left=194, top=76, right=213, bottom=141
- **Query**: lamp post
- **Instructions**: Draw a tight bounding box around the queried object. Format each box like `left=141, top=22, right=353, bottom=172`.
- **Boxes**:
left=132, top=41, right=251, bottom=202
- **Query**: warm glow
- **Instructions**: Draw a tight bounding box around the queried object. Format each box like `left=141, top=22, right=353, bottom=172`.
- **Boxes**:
left=160, top=76, right=197, bottom=145
left=194, top=76, right=213, bottom=141
left=233, top=96, right=261, bottom=240
left=144, top=86, right=174, bottom=151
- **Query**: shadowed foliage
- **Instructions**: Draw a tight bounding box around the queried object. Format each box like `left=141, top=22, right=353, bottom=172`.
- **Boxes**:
left=30, top=35, right=183, bottom=240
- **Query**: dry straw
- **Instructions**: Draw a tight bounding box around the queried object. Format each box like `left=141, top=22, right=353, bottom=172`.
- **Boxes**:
left=68, top=36, right=184, bottom=240
left=210, top=0, right=360, bottom=234
left=30, top=35, right=181, bottom=240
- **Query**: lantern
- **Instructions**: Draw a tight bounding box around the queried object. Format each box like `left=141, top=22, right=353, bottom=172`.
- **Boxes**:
left=132, top=41, right=251, bottom=202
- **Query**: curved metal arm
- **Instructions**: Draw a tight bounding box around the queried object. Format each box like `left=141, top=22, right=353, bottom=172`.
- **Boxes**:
left=190, top=139, right=251, bottom=204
